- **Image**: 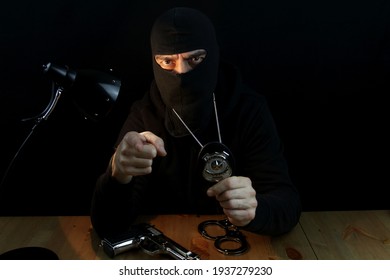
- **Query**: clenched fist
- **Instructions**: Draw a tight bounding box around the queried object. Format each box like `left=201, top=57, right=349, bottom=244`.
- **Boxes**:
left=111, top=131, right=167, bottom=184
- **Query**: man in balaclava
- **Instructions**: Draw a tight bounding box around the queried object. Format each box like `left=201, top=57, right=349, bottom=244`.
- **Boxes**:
left=150, top=7, right=219, bottom=137
left=91, top=7, right=302, bottom=241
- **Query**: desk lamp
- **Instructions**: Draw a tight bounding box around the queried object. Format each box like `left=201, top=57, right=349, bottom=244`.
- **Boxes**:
left=0, top=62, right=121, bottom=188
left=34, top=62, right=121, bottom=122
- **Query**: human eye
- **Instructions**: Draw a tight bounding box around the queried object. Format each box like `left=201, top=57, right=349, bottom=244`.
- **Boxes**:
left=189, top=54, right=206, bottom=66
left=161, top=58, right=171, bottom=65
left=156, top=56, right=175, bottom=70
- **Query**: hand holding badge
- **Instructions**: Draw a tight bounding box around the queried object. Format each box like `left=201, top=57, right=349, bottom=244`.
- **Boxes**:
left=172, top=93, right=249, bottom=255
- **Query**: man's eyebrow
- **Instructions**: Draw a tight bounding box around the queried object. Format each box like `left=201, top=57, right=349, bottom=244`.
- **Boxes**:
left=155, top=50, right=207, bottom=60
left=155, top=54, right=178, bottom=60
left=185, top=50, right=207, bottom=57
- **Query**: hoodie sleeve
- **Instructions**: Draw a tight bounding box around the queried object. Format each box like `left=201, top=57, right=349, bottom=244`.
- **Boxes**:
left=231, top=90, right=302, bottom=236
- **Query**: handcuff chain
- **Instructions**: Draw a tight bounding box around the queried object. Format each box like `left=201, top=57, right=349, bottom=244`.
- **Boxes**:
left=198, top=218, right=249, bottom=255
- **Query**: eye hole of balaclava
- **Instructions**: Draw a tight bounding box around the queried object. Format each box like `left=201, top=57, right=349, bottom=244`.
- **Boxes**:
left=150, top=7, right=220, bottom=137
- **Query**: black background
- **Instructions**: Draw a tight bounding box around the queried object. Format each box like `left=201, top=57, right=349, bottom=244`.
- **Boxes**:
left=0, top=0, right=388, bottom=215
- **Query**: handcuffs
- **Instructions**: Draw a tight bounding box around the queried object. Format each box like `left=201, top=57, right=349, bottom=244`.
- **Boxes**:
left=198, top=218, right=249, bottom=255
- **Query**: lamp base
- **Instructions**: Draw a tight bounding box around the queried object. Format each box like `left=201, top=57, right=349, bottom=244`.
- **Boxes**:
left=0, top=247, right=59, bottom=260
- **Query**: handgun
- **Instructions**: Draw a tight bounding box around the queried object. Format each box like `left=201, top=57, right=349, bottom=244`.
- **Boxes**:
left=100, top=223, right=200, bottom=260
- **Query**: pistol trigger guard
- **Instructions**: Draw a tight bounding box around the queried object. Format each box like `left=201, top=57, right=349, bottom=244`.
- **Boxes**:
left=139, top=238, right=161, bottom=256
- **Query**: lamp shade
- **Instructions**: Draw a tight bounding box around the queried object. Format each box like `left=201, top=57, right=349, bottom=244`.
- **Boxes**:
left=43, top=62, right=121, bottom=121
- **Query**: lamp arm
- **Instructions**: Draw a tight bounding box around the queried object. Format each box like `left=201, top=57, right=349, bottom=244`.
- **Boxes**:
left=40, top=86, right=63, bottom=121
left=0, top=83, right=63, bottom=189
left=22, top=82, right=63, bottom=123
left=0, top=122, right=37, bottom=189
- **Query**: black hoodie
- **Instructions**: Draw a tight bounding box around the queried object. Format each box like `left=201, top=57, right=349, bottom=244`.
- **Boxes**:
left=91, top=7, right=301, bottom=239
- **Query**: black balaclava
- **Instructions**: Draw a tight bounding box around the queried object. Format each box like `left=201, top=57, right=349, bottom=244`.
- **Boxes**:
left=150, top=7, right=220, bottom=137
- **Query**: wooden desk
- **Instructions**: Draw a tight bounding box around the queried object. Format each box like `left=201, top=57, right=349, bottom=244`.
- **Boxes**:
left=0, top=214, right=313, bottom=260
left=299, top=210, right=390, bottom=259
left=1, top=211, right=388, bottom=260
